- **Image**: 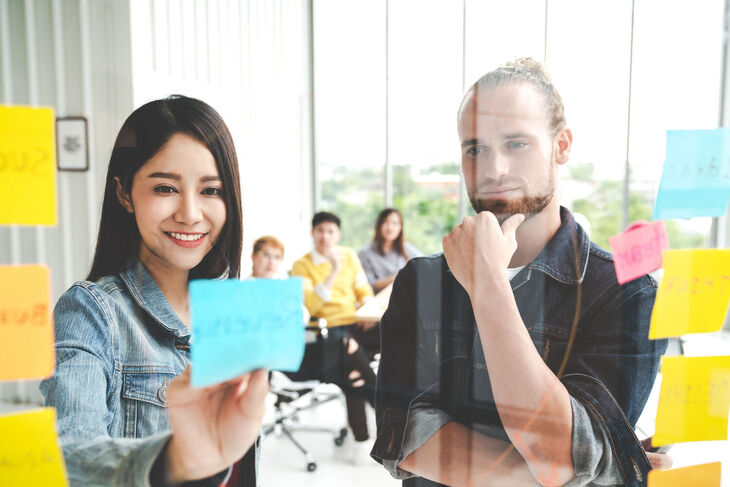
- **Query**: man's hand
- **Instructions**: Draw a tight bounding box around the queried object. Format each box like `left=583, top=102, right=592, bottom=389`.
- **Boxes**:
left=640, top=437, right=673, bottom=471
left=164, top=367, right=269, bottom=482
left=323, top=249, right=342, bottom=272
left=442, top=212, right=525, bottom=296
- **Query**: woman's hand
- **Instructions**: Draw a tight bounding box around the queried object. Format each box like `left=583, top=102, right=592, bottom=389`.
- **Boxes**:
left=163, top=366, right=269, bottom=482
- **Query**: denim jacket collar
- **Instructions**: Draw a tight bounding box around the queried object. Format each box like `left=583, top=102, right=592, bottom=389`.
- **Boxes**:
left=118, top=259, right=191, bottom=339
left=513, top=206, right=590, bottom=288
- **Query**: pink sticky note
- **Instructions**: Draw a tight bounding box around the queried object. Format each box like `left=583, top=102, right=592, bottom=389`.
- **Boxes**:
left=609, top=221, right=669, bottom=284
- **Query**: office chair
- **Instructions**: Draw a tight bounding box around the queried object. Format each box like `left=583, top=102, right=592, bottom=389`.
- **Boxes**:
left=262, top=318, right=349, bottom=472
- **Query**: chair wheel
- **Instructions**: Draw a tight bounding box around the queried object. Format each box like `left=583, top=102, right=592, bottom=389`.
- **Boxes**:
left=334, top=428, right=348, bottom=446
left=307, top=462, right=317, bottom=472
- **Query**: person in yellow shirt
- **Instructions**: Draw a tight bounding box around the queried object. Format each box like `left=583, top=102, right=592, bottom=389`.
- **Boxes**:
left=291, top=211, right=376, bottom=457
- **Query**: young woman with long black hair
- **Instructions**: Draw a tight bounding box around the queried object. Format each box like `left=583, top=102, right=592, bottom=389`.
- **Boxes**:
left=40, top=95, right=266, bottom=486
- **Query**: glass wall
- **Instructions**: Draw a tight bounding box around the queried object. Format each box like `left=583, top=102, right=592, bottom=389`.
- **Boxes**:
left=314, top=0, right=724, bottom=253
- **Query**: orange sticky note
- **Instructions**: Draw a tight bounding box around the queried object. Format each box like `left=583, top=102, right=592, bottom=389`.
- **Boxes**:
left=654, top=355, right=730, bottom=446
left=649, top=249, right=730, bottom=339
left=0, top=105, right=57, bottom=225
left=0, top=265, right=55, bottom=380
left=0, top=408, right=68, bottom=486
left=648, top=462, right=721, bottom=486
left=609, top=221, right=668, bottom=284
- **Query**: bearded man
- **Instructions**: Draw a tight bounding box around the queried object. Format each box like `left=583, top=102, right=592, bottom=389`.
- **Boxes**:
left=370, top=58, right=670, bottom=487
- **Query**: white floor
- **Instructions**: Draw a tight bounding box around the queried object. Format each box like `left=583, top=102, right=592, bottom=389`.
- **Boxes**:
left=259, top=382, right=398, bottom=486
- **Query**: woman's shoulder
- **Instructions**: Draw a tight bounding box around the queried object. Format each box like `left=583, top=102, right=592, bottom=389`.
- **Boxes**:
left=357, top=241, right=378, bottom=258
left=53, top=275, right=127, bottom=337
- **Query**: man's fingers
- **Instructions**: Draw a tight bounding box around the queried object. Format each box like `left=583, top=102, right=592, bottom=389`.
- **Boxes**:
left=647, top=452, right=672, bottom=470
left=501, top=213, right=525, bottom=238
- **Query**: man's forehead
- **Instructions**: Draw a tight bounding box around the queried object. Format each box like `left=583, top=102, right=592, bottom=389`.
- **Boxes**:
left=460, top=83, right=548, bottom=122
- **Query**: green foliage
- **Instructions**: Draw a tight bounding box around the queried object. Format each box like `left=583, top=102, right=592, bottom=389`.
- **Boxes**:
left=321, top=163, right=460, bottom=254
left=321, top=160, right=706, bottom=258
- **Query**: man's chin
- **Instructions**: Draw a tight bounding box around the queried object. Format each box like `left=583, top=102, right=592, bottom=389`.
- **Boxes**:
left=470, top=194, right=553, bottom=221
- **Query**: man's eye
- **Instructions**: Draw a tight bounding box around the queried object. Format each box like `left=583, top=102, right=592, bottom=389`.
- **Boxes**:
left=154, top=185, right=176, bottom=194
left=507, top=141, right=527, bottom=149
left=202, top=187, right=223, bottom=197
left=465, top=146, right=484, bottom=156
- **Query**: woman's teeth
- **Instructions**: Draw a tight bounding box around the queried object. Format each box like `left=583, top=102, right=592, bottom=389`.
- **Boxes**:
left=167, top=232, right=204, bottom=241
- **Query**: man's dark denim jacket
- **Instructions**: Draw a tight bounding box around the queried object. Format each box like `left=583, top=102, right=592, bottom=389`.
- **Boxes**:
left=371, top=208, right=667, bottom=486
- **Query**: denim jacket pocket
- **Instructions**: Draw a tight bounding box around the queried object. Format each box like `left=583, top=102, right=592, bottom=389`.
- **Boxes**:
left=121, top=368, right=176, bottom=438
left=527, top=322, right=571, bottom=372
left=420, top=323, right=472, bottom=368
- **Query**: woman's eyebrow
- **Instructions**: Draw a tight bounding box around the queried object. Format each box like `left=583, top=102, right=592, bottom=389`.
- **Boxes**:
left=148, top=172, right=180, bottom=180
left=200, top=175, right=221, bottom=183
left=147, top=172, right=220, bottom=183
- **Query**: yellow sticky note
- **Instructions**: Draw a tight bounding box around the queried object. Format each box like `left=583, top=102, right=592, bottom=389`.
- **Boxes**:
left=0, top=105, right=57, bottom=225
left=0, top=408, right=68, bottom=486
left=654, top=355, right=730, bottom=446
left=649, top=249, right=730, bottom=339
left=0, top=265, right=55, bottom=380
left=648, top=462, right=721, bottom=486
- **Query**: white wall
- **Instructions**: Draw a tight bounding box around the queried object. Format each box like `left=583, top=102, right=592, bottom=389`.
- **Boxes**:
left=0, top=0, right=135, bottom=405
left=128, top=0, right=314, bottom=276
left=0, top=0, right=313, bottom=404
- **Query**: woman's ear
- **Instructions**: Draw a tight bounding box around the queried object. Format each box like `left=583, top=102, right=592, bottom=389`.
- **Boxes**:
left=114, top=177, right=134, bottom=214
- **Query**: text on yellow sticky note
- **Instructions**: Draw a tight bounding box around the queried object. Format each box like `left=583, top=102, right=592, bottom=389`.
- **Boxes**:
left=0, top=105, right=57, bottom=225
left=649, top=249, right=730, bottom=339
left=653, top=355, right=730, bottom=446
left=648, top=462, right=721, bottom=486
left=0, top=407, right=68, bottom=486
left=0, top=265, right=55, bottom=380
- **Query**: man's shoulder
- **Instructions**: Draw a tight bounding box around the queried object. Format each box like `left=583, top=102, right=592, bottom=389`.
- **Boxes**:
left=292, top=253, right=314, bottom=269
left=400, top=252, right=447, bottom=276
left=584, top=240, right=657, bottom=299
left=338, top=245, right=364, bottom=263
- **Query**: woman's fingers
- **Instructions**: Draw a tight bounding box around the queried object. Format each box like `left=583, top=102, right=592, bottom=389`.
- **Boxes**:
left=237, top=369, right=269, bottom=411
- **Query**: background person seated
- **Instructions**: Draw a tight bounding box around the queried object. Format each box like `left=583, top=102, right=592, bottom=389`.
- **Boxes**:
left=357, top=208, right=422, bottom=358
left=359, top=208, right=422, bottom=293
left=250, top=235, right=285, bottom=279
left=291, top=211, right=376, bottom=456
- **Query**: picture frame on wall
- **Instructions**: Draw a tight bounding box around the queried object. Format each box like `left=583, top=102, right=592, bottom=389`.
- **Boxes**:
left=56, top=116, right=89, bottom=171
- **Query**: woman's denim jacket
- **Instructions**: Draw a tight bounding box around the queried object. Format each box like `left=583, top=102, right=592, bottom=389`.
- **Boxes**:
left=40, top=260, right=255, bottom=486
left=372, top=208, right=668, bottom=486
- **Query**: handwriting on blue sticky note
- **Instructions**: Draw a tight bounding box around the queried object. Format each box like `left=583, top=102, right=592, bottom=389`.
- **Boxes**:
left=190, top=278, right=305, bottom=387
left=652, top=129, right=730, bottom=220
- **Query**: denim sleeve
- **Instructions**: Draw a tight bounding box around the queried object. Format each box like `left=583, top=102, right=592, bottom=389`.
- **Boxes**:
left=566, top=396, right=623, bottom=486
left=39, top=284, right=220, bottom=486
left=379, top=404, right=453, bottom=479
left=561, top=280, right=667, bottom=487
left=371, top=261, right=444, bottom=472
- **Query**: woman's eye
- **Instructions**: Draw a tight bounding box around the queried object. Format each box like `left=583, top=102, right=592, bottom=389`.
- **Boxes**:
left=202, top=187, right=223, bottom=197
left=153, top=185, right=176, bottom=194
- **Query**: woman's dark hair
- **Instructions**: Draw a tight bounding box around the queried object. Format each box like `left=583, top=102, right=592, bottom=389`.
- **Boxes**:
left=374, top=208, right=406, bottom=259
left=87, top=95, right=243, bottom=281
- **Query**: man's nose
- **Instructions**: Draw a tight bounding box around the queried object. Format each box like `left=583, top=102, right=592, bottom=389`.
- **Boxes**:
left=174, top=193, right=203, bottom=225
left=483, top=151, right=510, bottom=181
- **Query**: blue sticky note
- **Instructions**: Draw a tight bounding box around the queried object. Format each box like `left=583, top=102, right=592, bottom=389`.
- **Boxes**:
left=190, top=278, right=305, bottom=387
left=652, top=129, right=730, bottom=219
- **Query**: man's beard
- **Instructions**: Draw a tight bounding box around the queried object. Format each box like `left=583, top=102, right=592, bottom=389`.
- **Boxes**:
left=469, top=193, right=553, bottom=222
left=467, top=169, right=555, bottom=223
